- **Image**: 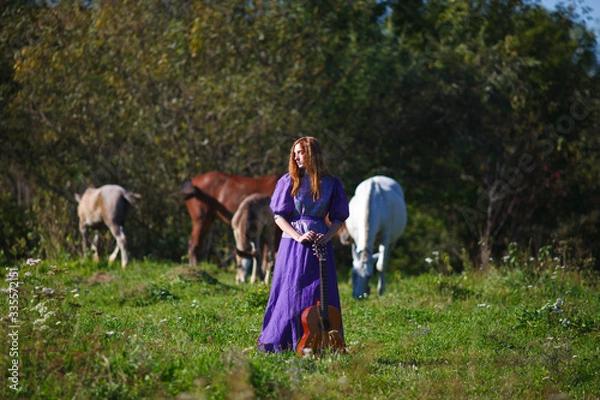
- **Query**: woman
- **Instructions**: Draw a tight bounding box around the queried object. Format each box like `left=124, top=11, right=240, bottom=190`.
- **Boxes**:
left=257, top=136, right=350, bottom=352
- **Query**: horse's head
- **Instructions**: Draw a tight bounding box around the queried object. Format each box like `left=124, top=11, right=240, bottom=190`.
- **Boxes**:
left=235, top=243, right=256, bottom=284
left=351, top=245, right=380, bottom=299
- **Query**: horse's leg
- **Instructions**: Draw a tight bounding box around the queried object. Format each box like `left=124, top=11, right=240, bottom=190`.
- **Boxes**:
left=264, top=261, right=271, bottom=285
left=188, top=220, right=201, bottom=267
left=257, top=241, right=266, bottom=283
left=80, top=224, right=89, bottom=256
left=250, top=240, right=260, bottom=284
left=376, top=243, right=386, bottom=296
left=364, top=233, right=377, bottom=294
left=241, top=256, right=252, bottom=283
left=376, top=239, right=395, bottom=296
left=108, top=223, right=128, bottom=269
left=264, top=226, right=278, bottom=285
left=91, top=232, right=100, bottom=262
left=252, top=236, right=267, bottom=284
left=351, top=243, right=371, bottom=299
left=108, top=227, right=120, bottom=263
left=235, top=254, right=245, bottom=284
left=188, top=211, right=215, bottom=267
left=119, top=227, right=128, bottom=268
left=250, top=258, right=257, bottom=284
left=186, top=199, right=202, bottom=266
left=260, top=241, right=269, bottom=284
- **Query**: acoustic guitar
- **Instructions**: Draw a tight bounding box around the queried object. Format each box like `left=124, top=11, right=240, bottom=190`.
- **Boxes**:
left=296, top=242, right=346, bottom=356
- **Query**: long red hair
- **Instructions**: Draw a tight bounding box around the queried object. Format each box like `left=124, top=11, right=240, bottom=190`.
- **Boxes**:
left=289, top=137, right=331, bottom=200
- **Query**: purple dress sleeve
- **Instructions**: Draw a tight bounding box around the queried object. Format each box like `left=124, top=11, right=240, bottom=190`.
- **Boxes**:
left=328, top=177, right=350, bottom=224
left=270, top=173, right=293, bottom=219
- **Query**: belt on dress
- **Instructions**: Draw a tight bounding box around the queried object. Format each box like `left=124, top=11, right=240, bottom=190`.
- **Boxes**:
left=289, top=216, right=325, bottom=222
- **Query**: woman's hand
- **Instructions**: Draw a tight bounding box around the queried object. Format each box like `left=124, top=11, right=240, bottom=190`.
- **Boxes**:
left=313, top=221, right=341, bottom=246
left=296, top=230, right=317, bottom=244
left=274, top=217, right=316, bottom=244
left=313, top=233, right=329, bottom=246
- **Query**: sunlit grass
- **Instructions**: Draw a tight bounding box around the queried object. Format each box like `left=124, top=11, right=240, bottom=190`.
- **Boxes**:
left=1, top=249, right=599, bottom=399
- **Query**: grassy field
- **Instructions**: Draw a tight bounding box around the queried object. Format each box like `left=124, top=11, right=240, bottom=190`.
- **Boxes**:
left=1, top=248, right=599, bottom=399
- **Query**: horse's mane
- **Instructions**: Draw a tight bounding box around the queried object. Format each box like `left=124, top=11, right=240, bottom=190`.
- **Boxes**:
left=232, top=197, right=251, bottom=254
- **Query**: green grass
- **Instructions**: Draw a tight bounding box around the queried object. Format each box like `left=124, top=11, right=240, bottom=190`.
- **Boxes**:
left=1, top=252, right=599, bottom=399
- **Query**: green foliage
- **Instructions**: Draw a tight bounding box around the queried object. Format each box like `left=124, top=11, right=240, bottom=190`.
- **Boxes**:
left=387, top=0, right=600, bottom=267
left=0, top=191, right=32, bottom=265
left=390, top=204, right=464, bottom=276
left=0, top=0, right=598, bottom=270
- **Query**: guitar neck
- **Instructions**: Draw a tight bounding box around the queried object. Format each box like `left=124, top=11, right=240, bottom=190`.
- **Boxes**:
left=319, top=257, right=329, bottom=322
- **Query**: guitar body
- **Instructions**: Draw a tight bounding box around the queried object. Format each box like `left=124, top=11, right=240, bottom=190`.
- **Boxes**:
left=296, top=240, right=348, bottom=356
left=297, top=302, right=346, bottom=356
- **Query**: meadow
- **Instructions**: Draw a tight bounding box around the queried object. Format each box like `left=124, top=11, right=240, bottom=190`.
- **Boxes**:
left=1, top=246, right=599, bottom=399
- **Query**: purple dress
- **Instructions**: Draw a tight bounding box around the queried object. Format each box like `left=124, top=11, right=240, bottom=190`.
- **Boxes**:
left=257, top=173, right=350, bottom=352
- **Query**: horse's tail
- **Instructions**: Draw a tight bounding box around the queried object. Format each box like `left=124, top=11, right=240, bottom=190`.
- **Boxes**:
left=178, top=179, right=199, bottom=200
left=123, top=191, right=142, bottom=206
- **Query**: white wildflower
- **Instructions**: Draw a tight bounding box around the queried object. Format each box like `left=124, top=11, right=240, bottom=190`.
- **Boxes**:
left=560, top=318, right=570, bottom=327
left=26, top=258, right=41, bottom=266
left=552, top=298, right=564, bottom=313
left=425, top=257, right=433, bottom=264
left=555, top=298, right=564, bottom=307
left=33, top=301, right=48, bottom=316
left=33, top=309, right=56, bottom=328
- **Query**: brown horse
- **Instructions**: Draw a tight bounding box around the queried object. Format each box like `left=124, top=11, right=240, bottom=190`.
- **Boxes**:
left=179, top=171, right=279, bottom=266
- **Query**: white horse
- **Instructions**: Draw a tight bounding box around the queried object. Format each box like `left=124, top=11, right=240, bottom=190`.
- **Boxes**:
left=75, top=185, right=141, bottom=269
left=338, top=176, right=407, bottom=298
